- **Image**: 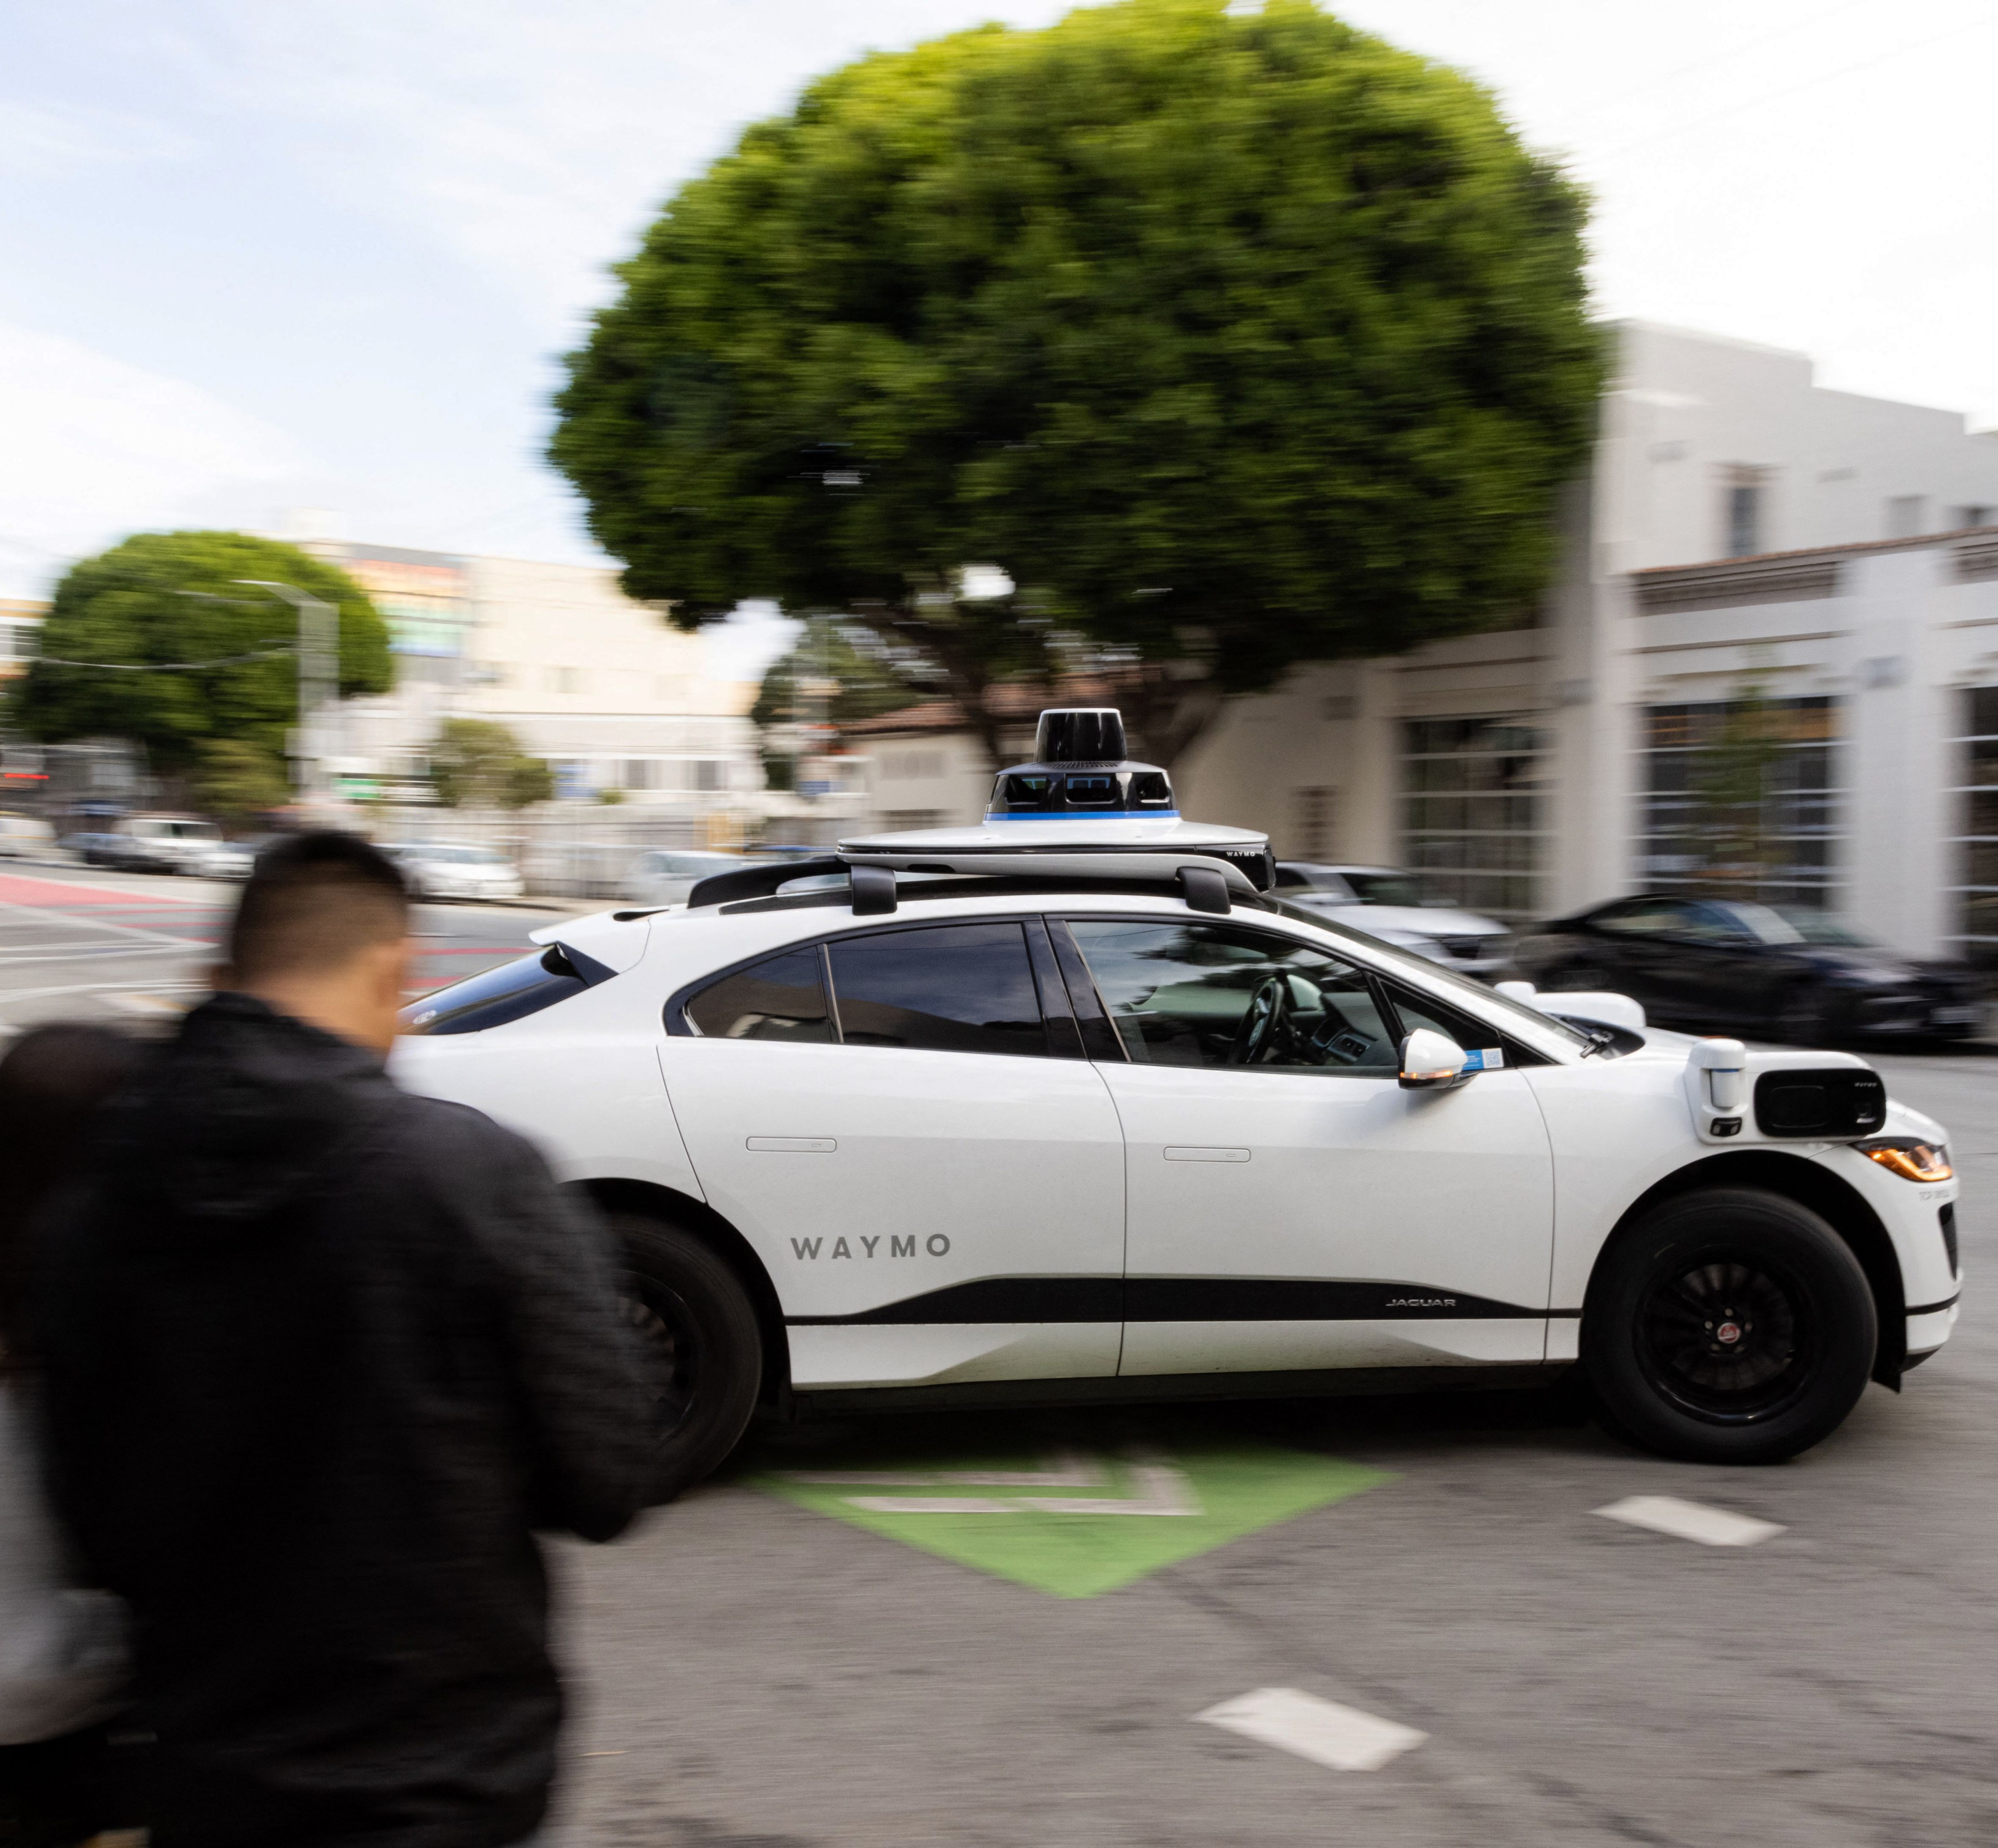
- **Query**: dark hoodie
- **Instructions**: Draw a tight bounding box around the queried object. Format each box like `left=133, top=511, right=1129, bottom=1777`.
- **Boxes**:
left=35, top=993, right=652, bottom=1848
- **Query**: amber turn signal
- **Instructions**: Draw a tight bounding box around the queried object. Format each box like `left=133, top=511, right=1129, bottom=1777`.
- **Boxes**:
left=1856, top=1139, right=1953, bottom=1182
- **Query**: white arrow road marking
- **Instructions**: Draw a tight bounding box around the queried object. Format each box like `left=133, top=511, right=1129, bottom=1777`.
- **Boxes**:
left=1594, top=1494, right=1784, bottom=1547
left=781, top=1448, right=1204, bottom=1516
left=1197, top=1688, right=1427, bottom=1773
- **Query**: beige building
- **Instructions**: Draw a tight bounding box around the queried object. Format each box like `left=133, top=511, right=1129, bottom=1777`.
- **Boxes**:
left=304, top=543, right=762, bottom=817
left=0, top=598, right=45, bottom=683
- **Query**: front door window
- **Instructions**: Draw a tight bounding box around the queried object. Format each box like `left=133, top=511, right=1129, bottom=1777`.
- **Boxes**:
left=1066, top=921, right=1397, bottom=1074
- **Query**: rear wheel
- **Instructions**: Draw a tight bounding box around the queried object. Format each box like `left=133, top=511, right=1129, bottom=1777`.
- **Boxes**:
left=611, top=1214, right=764, bottom=1502
left=1583, top=1187, right=1876, bottom=1464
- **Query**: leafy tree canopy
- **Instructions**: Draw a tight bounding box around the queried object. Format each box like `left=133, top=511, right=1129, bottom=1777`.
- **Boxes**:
left=751, top=621, right=930, bottom=734
left=191, top=738, right=291, bottom=827
left=13, top=531, right=392, bottom=772
left=428, top=718, right=553, bottom=810
left=552, top=0, right=1602, bottom=767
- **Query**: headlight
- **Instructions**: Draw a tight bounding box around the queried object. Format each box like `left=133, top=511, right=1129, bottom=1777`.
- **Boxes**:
left=1855, top=1138, right=1953, bottom=1182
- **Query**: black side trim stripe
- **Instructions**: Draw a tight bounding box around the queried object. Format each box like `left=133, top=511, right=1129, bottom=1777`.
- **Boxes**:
left=789, top=1278, right=1120, bottom=1326
left=786, top=1276, right=1543, bottom=1327
left=1906, top=1293, right=1962, bottom=1317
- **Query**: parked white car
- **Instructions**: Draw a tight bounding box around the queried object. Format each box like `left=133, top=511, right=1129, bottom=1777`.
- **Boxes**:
left=106, top=813, right=226, bottom=875
left=197, top=839, right=257, bottom=881
left=621, top=850, right=765, bottom=909
left=394, top=711, right=1959, bottom=1499
left=0, top=812, right=55, bottom=858
left=384, top=843, right=526, bottom=903
left=1273, top=862, right=1513, bottom=978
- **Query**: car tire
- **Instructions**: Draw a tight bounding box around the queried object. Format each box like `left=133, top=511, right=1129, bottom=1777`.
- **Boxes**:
left=611, top=1213, right=764, bottom=1502
left=1582, top=1187, right=1876, bottom=1465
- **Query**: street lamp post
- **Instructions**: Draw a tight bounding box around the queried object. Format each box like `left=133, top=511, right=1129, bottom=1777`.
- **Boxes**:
left=237, top=579, right=337, bottom=805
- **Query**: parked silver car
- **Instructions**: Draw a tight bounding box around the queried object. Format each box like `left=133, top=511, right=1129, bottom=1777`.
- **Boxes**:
left=620, top=850, right=764, bottom=908
left=1271, top=862, right=1514, bottom=978
left=383, top=843, right=526, bottom=903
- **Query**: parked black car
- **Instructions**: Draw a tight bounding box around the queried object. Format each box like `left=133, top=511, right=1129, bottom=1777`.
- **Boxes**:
left=1517, top=895, right=1982, bottom=1041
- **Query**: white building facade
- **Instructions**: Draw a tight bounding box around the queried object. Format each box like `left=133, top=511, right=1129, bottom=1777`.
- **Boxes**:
left=305, top=543, right=762, bottom=821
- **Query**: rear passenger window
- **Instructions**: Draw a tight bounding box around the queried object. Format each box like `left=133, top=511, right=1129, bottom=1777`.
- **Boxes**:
left=826, top=923, right=1048, bottom=1058
left=685, top=947, right=835, bottom=1042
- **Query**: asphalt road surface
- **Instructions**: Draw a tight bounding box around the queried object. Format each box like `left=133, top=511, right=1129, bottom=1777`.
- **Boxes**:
left=0, top=856, right=562, bottom=1036
left=5, top=861, right=1994, bottom=1844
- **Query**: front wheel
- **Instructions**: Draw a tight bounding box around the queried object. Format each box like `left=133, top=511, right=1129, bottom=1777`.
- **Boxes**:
left=612, top=1214, right=764, bottom=1503
left=1582, top=1188, right=1876, bottom=1464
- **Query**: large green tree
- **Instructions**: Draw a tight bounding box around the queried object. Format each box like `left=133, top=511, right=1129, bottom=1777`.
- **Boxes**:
left=552, top=0, right=1602, bottom=770
left=427, top=718, right=554, bottom=810
left=14, top=531, right=393, bottom=771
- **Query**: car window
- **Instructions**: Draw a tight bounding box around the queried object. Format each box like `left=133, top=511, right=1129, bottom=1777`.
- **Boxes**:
left=1340, top=871, right=1431, bottom=908
left=826, top=922, right=1048, bottom=1058
left=685, top=946, right=836, bottom=1043
left=1679, top=901, right=1756, bottom=944
left=1382, top=981, right=1509, bottom=1066
left=1272, top=864, right=1353, bottom=898
left=1596, top=897, right=1689, bottom=935
left=1066, top=920, right=1399, bottom=1074
left=401, top=943, right=612, bottom=1036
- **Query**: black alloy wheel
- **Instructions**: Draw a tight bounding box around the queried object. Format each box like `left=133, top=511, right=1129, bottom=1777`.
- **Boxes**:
left=1583, top=1187, right=1876, bottom=1464
left=612, top=1214, right=764, bottom=1503
left=1636, top=1257, right=1817, bottom=1424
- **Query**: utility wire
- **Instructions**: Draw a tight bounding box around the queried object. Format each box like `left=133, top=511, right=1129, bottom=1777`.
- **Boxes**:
left=33, top=645, right=297, bottom=672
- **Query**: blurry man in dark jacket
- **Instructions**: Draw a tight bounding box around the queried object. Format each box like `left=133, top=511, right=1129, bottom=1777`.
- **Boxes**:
left=37, top=832, right=653, bottom=1848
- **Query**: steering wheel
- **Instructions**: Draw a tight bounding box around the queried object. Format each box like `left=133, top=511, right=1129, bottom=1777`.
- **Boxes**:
left=1229, top=974, right=1293, bottom=1065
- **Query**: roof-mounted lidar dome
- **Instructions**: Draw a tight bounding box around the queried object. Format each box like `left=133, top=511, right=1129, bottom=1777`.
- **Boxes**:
left=836, top=706, right=1275, bottom=892
left=986, top=707, right=1174, bottom=820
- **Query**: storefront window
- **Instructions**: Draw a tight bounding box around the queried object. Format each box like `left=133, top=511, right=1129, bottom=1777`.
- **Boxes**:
left=1637, top=694, right=1840, bottom=908
left=1399, top=718, right=1547, bottom=921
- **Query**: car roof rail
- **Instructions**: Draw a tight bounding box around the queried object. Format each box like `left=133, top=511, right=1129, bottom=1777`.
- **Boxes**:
left=682, top=850, right=1263, bottom=919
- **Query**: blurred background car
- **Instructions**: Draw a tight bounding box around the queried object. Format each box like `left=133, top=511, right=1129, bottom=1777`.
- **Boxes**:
left=620, top=849, right=766, bottom=908
left=1271, top=861, right=1514, bottom=978
left=58, top=830, right=126, bottom=866
left=104, top=813, right=226, bottom=874
left=196, top=839, right=257, bottom=880
left=1516, top=894, right=1982, bottom=1042
left=383, top=843, right=526, bottom=903
left=0, top=813, right=55, bottom=858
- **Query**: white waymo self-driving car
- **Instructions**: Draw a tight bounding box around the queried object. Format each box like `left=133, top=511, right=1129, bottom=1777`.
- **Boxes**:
left=396, top=710, right=1961, bottom=1500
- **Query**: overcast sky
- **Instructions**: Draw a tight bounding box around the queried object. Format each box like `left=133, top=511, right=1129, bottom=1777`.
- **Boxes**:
left=4, top=0, right=1995, bottom=675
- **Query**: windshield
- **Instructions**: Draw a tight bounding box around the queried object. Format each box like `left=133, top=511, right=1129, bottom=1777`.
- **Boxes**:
left=1757, top=902, right=1871, bottom=947
left=1266, top=898, right=1595, bottom=1053
left=1341, top=871, right=1439, bottom=908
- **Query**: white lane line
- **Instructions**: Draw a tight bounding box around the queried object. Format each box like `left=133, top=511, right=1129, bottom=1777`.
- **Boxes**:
left=0, top=895, right=214, bottom=952
left=1594, top=1495, right=1784, bottom=1547
left=1196, top=1688, right=1427, bottom=1773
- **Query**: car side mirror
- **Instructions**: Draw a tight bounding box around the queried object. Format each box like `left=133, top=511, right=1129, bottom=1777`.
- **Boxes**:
left=1398, top=1027, right=1468, bottom=1090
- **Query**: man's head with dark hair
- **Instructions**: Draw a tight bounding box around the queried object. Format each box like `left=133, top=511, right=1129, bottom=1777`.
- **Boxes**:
left=224, top=832, right=413, bottom=1054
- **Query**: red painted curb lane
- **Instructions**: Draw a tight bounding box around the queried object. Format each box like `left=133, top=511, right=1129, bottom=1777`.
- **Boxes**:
left=0, top=872, right=206, bottom=908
